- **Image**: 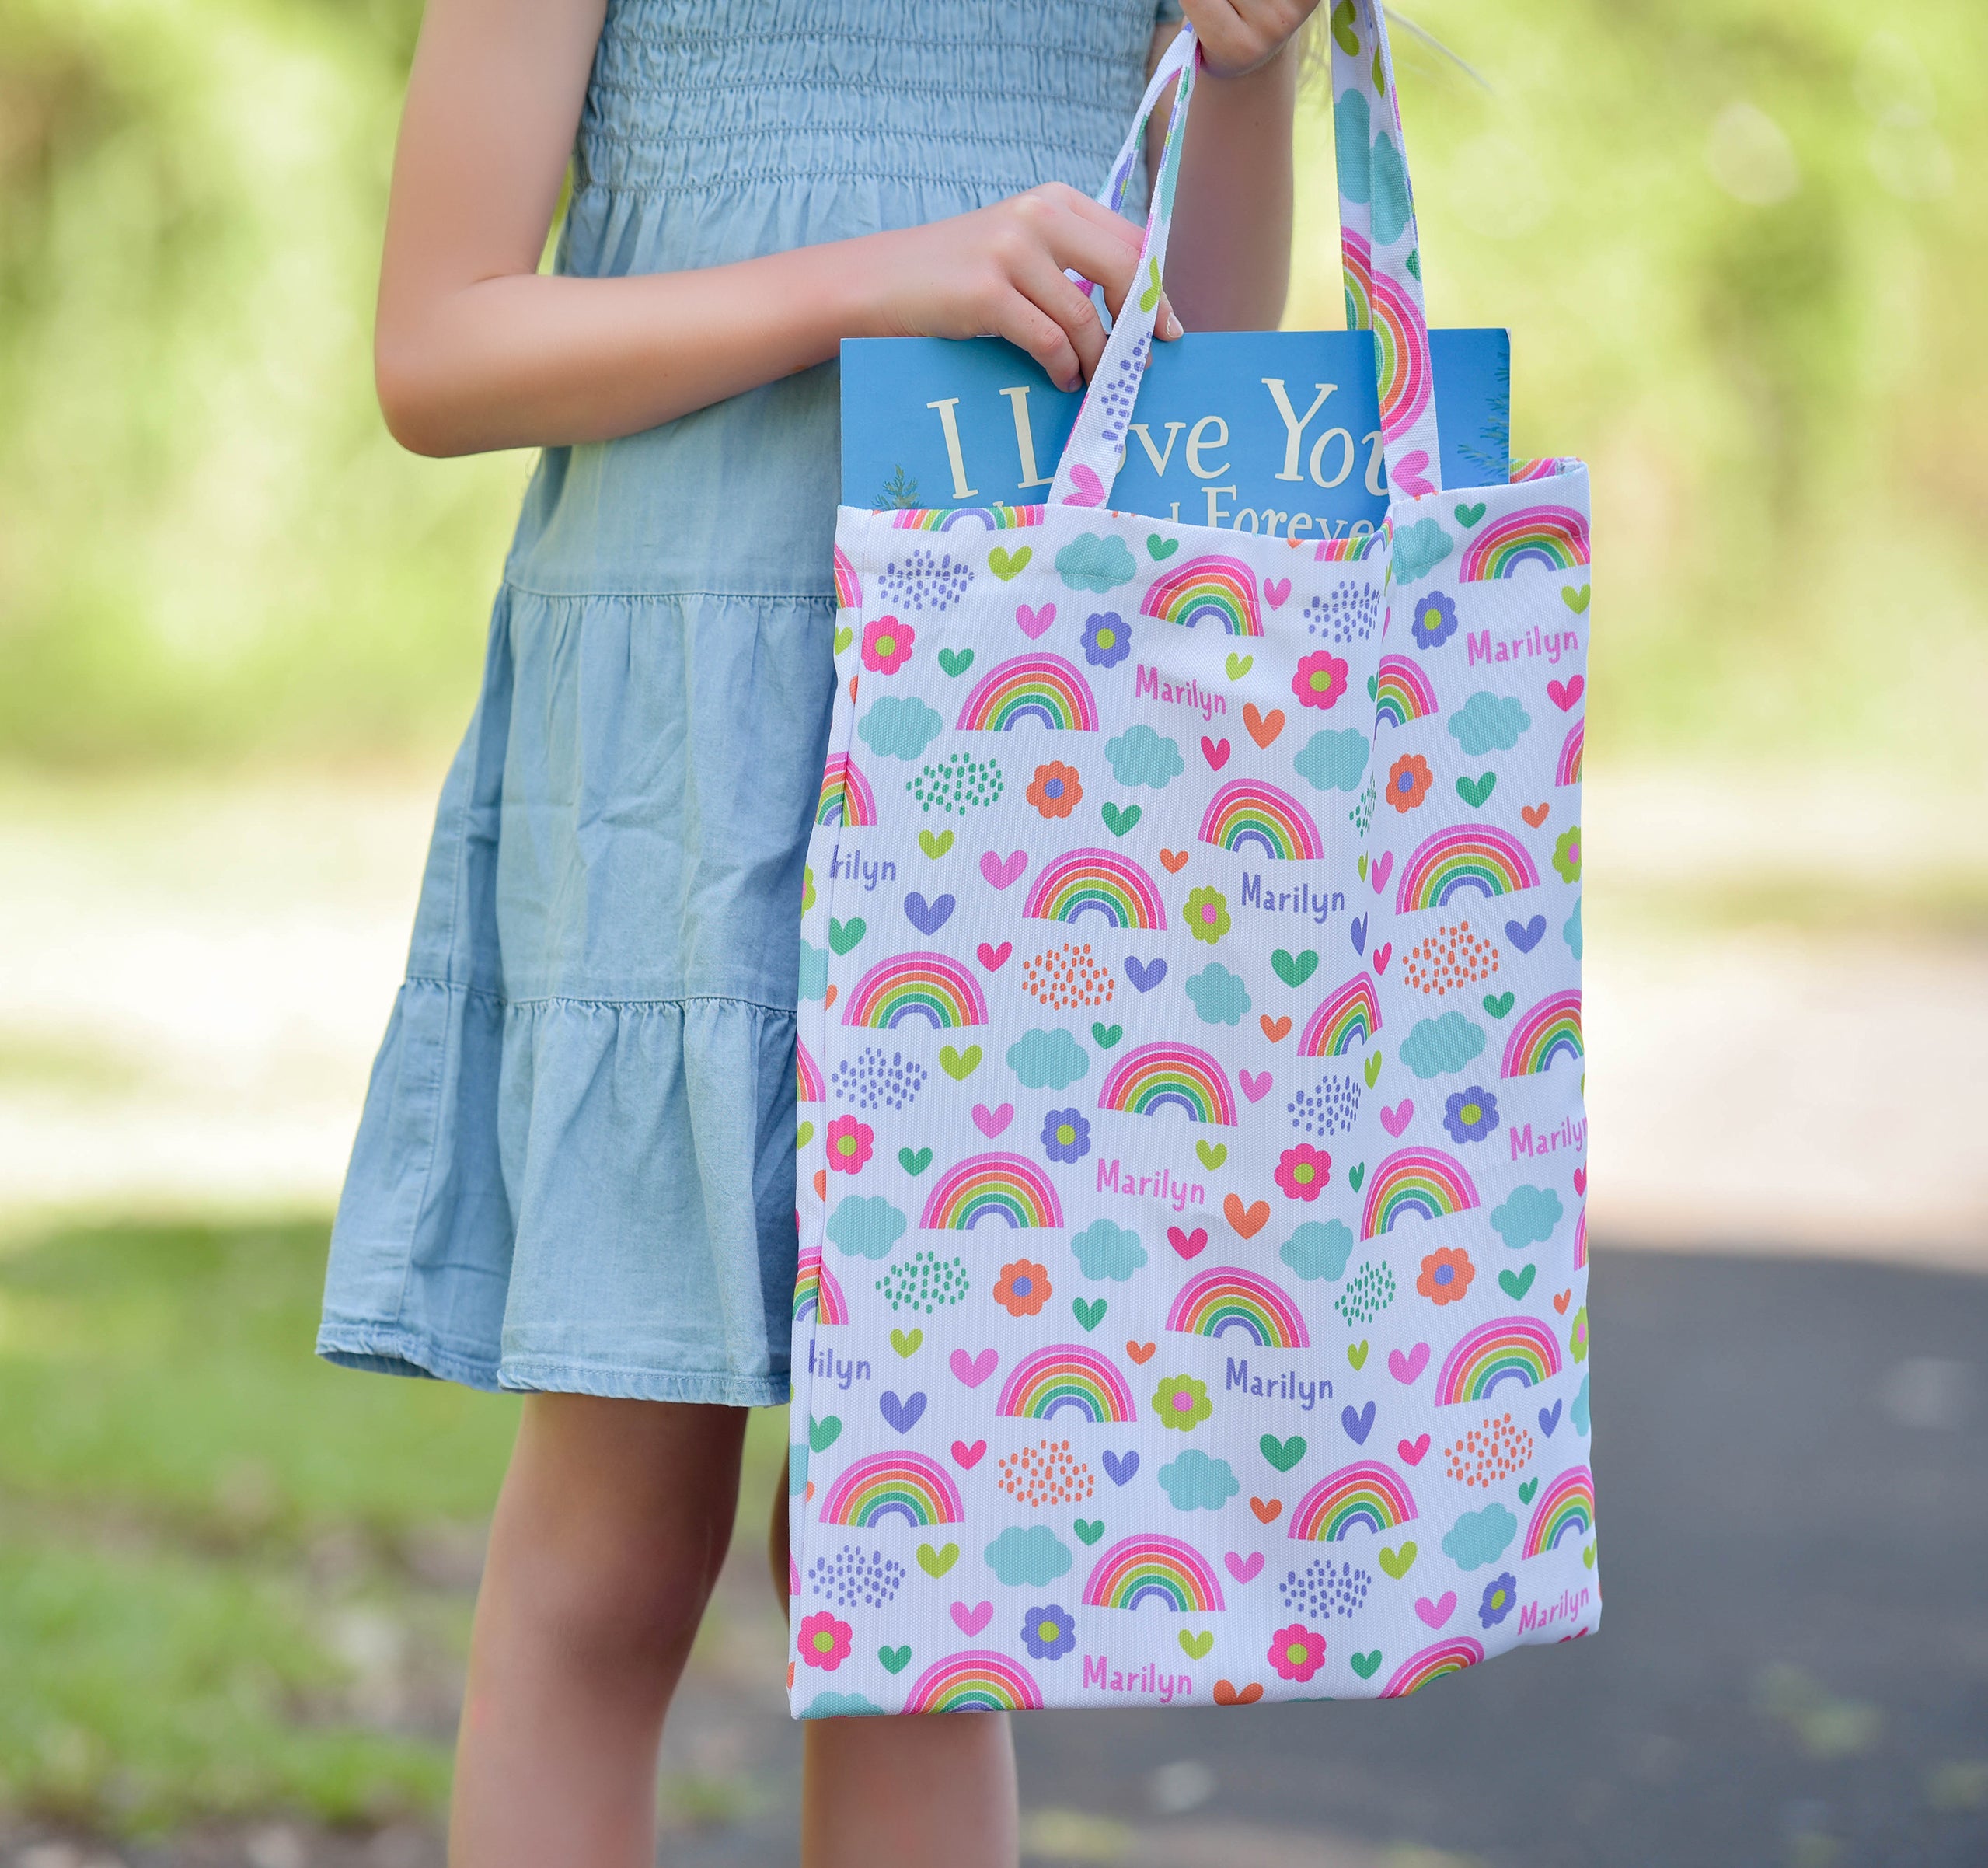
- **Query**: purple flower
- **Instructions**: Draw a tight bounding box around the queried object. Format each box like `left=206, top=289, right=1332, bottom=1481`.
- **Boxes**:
left=1041, top=1109, right=1092, bottom=1164
left=1082, top=612, right=1132, bottom=669
left=1411, top=590, right=1457, bottom=650
left=1021, top=1603, right=1076, bottom=1660
left=1442, top=1087, right=1499, bottom=1144
left=1479, top=1572, right=1518, bottom=1629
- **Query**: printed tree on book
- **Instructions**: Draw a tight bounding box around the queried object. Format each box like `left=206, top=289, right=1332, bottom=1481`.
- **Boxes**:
left=875, top=465, right=921, bottom=509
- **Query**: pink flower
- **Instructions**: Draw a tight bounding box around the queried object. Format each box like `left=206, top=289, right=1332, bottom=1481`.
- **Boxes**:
left=861, top=616, right=915, bottom=674
left=799, top=1610, right=853, bottom=1671
left=1274, top=1143, right=1331, bottom=1202
left=1293, top=649, right=1348, bottom=710
left=1268, top=1622, right=1326, bottom=1683
left=825, top=1114, right=874, bottom=1174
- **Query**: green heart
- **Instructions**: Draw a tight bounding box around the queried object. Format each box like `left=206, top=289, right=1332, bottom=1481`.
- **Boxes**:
left=1562, top=585, right=1591, bottom=613
left=1139, top=256, right=1163, bottom=313
left=1365, top=675, right=1379, bottom=701
left=1404, top=245, right=1419, bottom=281
left=809, top=1416, right=842, bottom=1453
left=1100, top=801, right=1142, bottom=837
left=1379, top=1542, right=1417, bottom=1580
left=1260, top=1433, right=1306, bottom=1473
left=1350, top=1650, right=1383, bottom=1681
left=1225, top=652, right=1255, bottom=680
left=1271, top=948, right=1318, bottom=988
left=1076, top=1519, right=1106, bottom=1546
left=919, top=829, right=955, bottom=859
left=1518, top=1477, right=1540, bottom=1505
left=878, top=1645, right=912, bottom=1674
left=1331, top=0, right=1358, bottom=56
left=1091, top=1022, right=1123, bottom=1049
left=890, top=1328, right=923, bottom=1358
left=1456, top=773, right=1497, bottom=808
left=1348, top=1161, right=1365, bottom=1192
left=797, top=1121, right=814, bottom=1150
left=1454, top=501, right=1486, bottom=528
left=1178, top=1629, right=1214, bottom=1659
left=828, top=917, right=866, bottom=955
left=899, top=1147, right=933, bottom=1175
left=1499, top=1265, right=1537, bottom=1300
left=940, top=1045, right=982, bottom=1081
left=989, top=546, right=1031, bottom=581
left=1195, top=1139, right=1228, bottom=1171
left=1148, top=534, right=1179, bottom=560
left=803, top=866, right=814, bottom=912
left=1072, top=1297, right=1107, bottom=1331
left=1348, top=1339, right=1369, bottom=1370
left=1364, top=1051, right=1383, bottom=1088
left=1583, top=1544, right=1596, bottom=1569
left=937, top=648, right=975, bottom=677
left=916, top=1543, right=959, bottom=1578
left=833, top=624, right=853, bottom=656
left=1358, top=853, right=1369, bottom=881
left=1484, top=992, right=1515, bottom=1018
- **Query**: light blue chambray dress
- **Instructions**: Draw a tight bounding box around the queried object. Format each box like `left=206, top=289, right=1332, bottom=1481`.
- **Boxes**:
left=319, top=0, right=1180, bottom=1405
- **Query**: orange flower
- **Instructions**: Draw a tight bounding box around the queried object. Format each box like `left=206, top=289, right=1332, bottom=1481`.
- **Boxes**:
left=994, top=1259, right=1052, bottom=1317
left=1416, top=1246, right=1475, bottom=1306
left=1386, top=753, right=1433, bottom=813
left=1026, top=761, right=1083, bottom=819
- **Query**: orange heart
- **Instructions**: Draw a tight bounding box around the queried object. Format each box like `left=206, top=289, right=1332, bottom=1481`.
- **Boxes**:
left=848, top=675, right=858, bottom=703
left=1260, top=1014, right=1292, bottom=1043
left=825, top=984, right=838, bottom=1009
left=1522, top=801, right=1550, bottom=828
left=812, top=1170, right=827, bottom=1202
left=788, top=1662, right=797, bottom=1688
left=1223, top=1193, right=1270, bottom=1238
left=1126, top=1339, right=1156, bottom=1364
left=1159, top=848, right=1190, bottom=874
left=1213, top=1679, right=1264, bottom=1706
left=804, top=1480, right=814, bottom=1500
left=1243, top=704, right=1285, bottom=749
left=1250, top=1496, right=1282, bottom=1524
left=1553, top=1288, right=1572, bottom=1315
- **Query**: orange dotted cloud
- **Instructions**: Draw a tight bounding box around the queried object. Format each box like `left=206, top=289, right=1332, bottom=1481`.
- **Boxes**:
left=1400, top=920, right=1501, bottom=997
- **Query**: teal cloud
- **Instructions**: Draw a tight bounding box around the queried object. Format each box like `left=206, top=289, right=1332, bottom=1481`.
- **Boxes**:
left=789, top=1442, right=808, bottom=1491
left=1055, top=532, right=1136, bottom=594
left=1334, top=90, right=1372, bottom=204
left=798, top=940, right=829, bottom=1001
left=859, top=695, right=943, bottom=760
left=1564, top=897, right=1583, bottom=960
left=1293, top=727, right=1370, bottom=793
left=1370, top=132, right=1412, bottom=245
left=1158, top=1449, right=1239, bottom=1512
left=804, top=1692, right=882, bottom=1718
left=1008, top=1026, right=1088, bottom=1090
left=1282, top=1219, right=1355, bottom=1283
left=1491, top=1183, right=1563, bottom=1249
left=1105, top=724, right=1184, bottom=789
left=1186, top=963, right=1251, bottom=1026
left=1442, top=1503, right=1517, bottom=1571
left=1393, top=518, right=1453, bottom=584
left=1071, top=1217, right=1146, bottom=1282
left=826, top=1196, right=906, bottom=1260
left=1401, top=1011, right=1487, bottom=1079
left=1572, top=1373, right=1592, bottom=1436
left=1447, top=691, right=1531, bottom=756
left=985, top=1524, right=1072, bottom=1587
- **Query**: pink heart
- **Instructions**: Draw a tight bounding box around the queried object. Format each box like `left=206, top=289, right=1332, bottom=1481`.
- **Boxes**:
left=981, top=850, right=1027, bottom=889
left=1371, top=851, right=1393, bottom=895
left=1201, top=735, right=1231, bottom=770
left=1372, top=941, right=1393, bottom=976
left=1391, top=449, right=1435, bottom=498
left=1062, top=463, right=1106, bottom=507
left=973, top=1102, right=1013, bottom=1137
left=1389, top=1342, right=1430, bottom=1384
left=1548, top=676, right=1585, bottom=712
left=951, top=1439, right=986, bottom=1469
left=1017, top=603, right=1056, bottom=640
left=1380, top=1099, right=1414, bottom=1137
left=1224, top=1551, right=1264, bottom=1583
left=1397, top=1433, right=1430, bottom=1465
left=977, top=941, right=1012, bottom=970
left=1239, top=1070, right=1272, bottom=1102
left=1414, top=1590, right=1457, bottom=1629
left=950, top=1347, right=998, bottom=1388
left=1573, top=1166, right=1588, bottom=1196
left=1167, top=1226, right=1208, bottom=1259
left=952, top=1600, right=994, bottom=1636
left=1264, top=577, right=1292, bottom=609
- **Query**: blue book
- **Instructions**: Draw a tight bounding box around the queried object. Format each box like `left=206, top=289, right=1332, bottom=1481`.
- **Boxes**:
left=841, top=328, right=1509, bottom=536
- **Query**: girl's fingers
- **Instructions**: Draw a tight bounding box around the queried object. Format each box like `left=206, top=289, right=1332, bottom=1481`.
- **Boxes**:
left=995, top=290, right=1086, bottom=393
left=1014, top=253, right=1110, bottom=384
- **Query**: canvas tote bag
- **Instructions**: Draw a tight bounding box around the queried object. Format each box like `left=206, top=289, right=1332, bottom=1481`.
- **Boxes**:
left=788, top=2, right=1595, bottom=1719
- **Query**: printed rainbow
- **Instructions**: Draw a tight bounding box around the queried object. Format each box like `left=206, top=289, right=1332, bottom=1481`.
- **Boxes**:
left=1574, top=1205, right=1588, bottom=1270
left=919, top=1152, right=1065, bottom=1231
left=1082, top=1533, right=1226, bottom=1612
left=1381, top=1636, right=1484, bottom=1699
left=1313, top=528, right=1386, bottom=564
left=1097, top=1041, right=1238, bottom=1127
left=956, top=652, right=1100, bottom=731
left=1023, top=848, right=1167, bottom=930
left=795, top=1037, right=825, bottom=1104
left=816, top=1450, right=964, bottom=1528
left=1164, top=1266, right=1311, bottom=1348
left=1299, top=976, right=1382, bottom=1057
left=1500, top=990, right=1584, bottom=1078
left=1371, top=268, right=1433, bottom=436
left=1342, top=228, right=1376, bottom=333
left=997, top=1344, right=1139, bottom=1423
left=1555, top=718, right=1583, bottom=787
left=816, top=753, right=877, bottom=828
left=842, top=951, right=989, bottom=1030
left=1289, top=1460, right=1420, bottom=1542
left=1458, top=505, right=1591, bottom=581
left=1139, top=553, right=1263, bottom=637
left=1359, top=1147, right=1482, bottom=1240
left=1434, top=1317, right=1564, bottom=1406
left=1522, top=1464, right=1596, bottom=1558
left=891, top=505, right=1043, bottom=532
left=792, top=1242, right=848, bottom=1325
left=902, top=1650, right=1045, bottom=1713
left=1508, top=456, right=1571, bottom=483
left=1395, top=824, right=1541, bottom=912
left=1197, top=779, right=1324, bottom=861
left=1373, top=655, right=1439, bottom=728
left=832, top=543, right=861, bottom=612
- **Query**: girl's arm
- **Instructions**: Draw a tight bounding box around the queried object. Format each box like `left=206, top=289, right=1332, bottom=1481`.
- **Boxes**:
left=375, top=0, right=1177, bottom=456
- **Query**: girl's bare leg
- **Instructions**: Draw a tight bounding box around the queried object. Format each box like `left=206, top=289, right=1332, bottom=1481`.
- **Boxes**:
left=450, top=1394, right=747, bottom=1868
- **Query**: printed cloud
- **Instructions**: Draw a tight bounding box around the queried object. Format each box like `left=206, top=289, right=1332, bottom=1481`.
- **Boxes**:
left=1442, top=1502, right=1518, bottom=1571
left=1447, top=690, right=1531, bottom=756
left=1071, top=1217, right=1146, bottom=1282
left=858, top=694, right=942, bottom=760
left=1401, top=1011, right=1488, bottom=1079
left=1491, top=1183, right=1563, bottom=1249
left=1393, top=517, right=1453, bottom=585
left=985, top=1524, right=1073, bottom=1587
left=1293, top=727, right=1370, bottom=793
left=826, top=1196, right=906, bottom=1260
left=1104, top=724, right=1184, bottom=789
left=1281, top=1219, right=1355, bottom=1283
left=1055, top=532, right=1137, bottom=594
left=1007, top=1027, right=1089, bottom=1090
left=1186, top=962, right=1251, bottom=1026
left=804, top=1692, right=881, bottom=1718
left=1158, top=1449, right=1240, bottom=1512
left=797, top=940, right=829, bottom=1001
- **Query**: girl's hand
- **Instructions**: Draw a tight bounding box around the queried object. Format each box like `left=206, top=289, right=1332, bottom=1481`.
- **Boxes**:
left=1181, top=0, right=1323, bottom=80
left=856, top=183, right=1181, bottom=396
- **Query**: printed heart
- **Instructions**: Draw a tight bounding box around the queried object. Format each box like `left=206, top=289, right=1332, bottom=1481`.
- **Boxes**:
left=1243, top=703, right=1285, bottom=749
left=1260, top=1433, right=1306, bottom=1472
left=1225, top=1550, right=1264, bottom=1583
left=1378, top=1542, right=1417, bottom=1580
left=1573, top=1166, right=1588, bottom=1196
left=1201, top=736, right=1231, bottom=770
left=1547, top=675, right=1585, bottom=711
left=950, top=1347, right=998, bottom=1387
left=879, top=1390, right=926, bottom=1433
left=808, top=1415, right=842, bottom=1452
left=1389, top=1343, right=1431, bottom=1384
left=1100, top=802, right=1142, bottom=837
left=828, top=917, right=865, bottom=955
left=1138, top=255, right=1163, bottom=312
left=1072, top=1297, right=1107, bottom=1331
left=1483, top=992, right=1515, bottom=1018
left=904, top=891, right=954, bottom=934
left=878, top=1645, right=912, bottom=1674
left=1092, top=1022, right=1123, bottom=1048
left=804, top=1482, right=814, bottom=1501
left=1223, top=1195, right=1270, bottom=1238
left=1499, top=1265, right=1536, bottom=1300
left=1264, top=577, right=1292, bottom=609
left=1372, top=851, right=1393, bottom=894
left=1415, top=1592, right=1457, bottom=1629
left=823, top=985, right=837, bottom=1010
left=976, top=941, right=1013, bottom=969
left=979, top=850, right=1027, bottom=891
left=1341, top=1401, right=1376, bottom=1444
left=1358, top=854, right=1369, bottom=881
left=1350, top=913, right=1368, bottom=956
left=1365, top=676, right=1378, bottom=703
left=1148, top=533, right=1180, bottom=560
left=1584, top=1543, right=1597, bottom=1569
left=848, top=675, right=857, bottom=702
left=1454, top=501, right=1487, bottom=527
left=1372, top=941, right=1393, bottom=976
left=1505, top=916, right=1546, bottom=954
left=1238, top=1070, right=1272, bottom=1103
left=1125, top=1341, right=1156, bottom=1365
left=1016, top=602, right=1056, bottom=640
left=1261, top=1014, right=1292, bottom=1042
left=1195, top=1140, right=1228, bottom=1170
left=940, top=1044, right=982, bottom=1080
left=918, top=1543, right=959, bottom=1577
left=1380, top=1099, right=1414, bottom=1137
left=1179, top=1629, right=1214, bottom=1659
left=919, top=828, right=955, bottom=857
left=891, top=1327, right=923, bottom=1357
left=1350, top=1650, right=1383, bottom=1680
left=937, top=648, right=975, bottom=678
left=1517, top=1476, right=1540, bottom=1506
left=1062, top=463, right=1106, bottom=508
left=833, top=624, right=854, bottom=656
left=1213, top=1680, right=1264, bottom=1706
left=1225, top=651, right=1255, bottom=680
left=1456, top=773, right=1496, bottom=808
left=812, top=1170, right=827, bottom=1201
left=1397, top=1433, right=1430, bottom=1465
left=1347, top=1340, right=1369, bottom=1370
left=899, top=1147, right=933, bottom=1175
left=1075, top=1518, right=1106, bottom=1545
left=972, top=1102, right=1013, bottom=1137
left=788, top=1662, right=796, bottom=1688
left=1271, top=948, right=1318, bottom=988
left=797, top=1122, right=814, bottom=1150
left=1103, top=1449, right=1141, bottom=1485
left=952, top=1601, right=994, bottom=1636
left=1348, top=1162, right=1365, bottom=1192
left=989, top=545, right=1031, bottom=581
left=1553, top=1288, right=1572, bottom=1315
left=1125, top=956, right=1167, bottom=992
left=1250, top=1496, right=1282, bottom=1524
left=1521, top=802, right=1550, bottom=828
left=1391, top=449, right=1435, bottom=499
left=1561, top=584, right=1591, bottom=613
left=1167, top=1226, right=1209, bottom=1260
left=1158, top=848, right=1190, bottom=874
left=1538, top=1400, right=1563, bottom=1437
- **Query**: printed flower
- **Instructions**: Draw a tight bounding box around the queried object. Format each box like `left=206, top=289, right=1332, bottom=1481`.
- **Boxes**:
left=994, top=1259, right=1052, bottom=1318
left=799, top=1610, right=853, bottom=1671
left=1411, top=590, right=1458, bottom=650
left=1569, top=1304, right=1589, bottom=1363
left=1082, top=611, right=1132, bottom=669
left=1027, top=760, right=1083, bottom=819
left=1442, top=1087, right=1500, bottom=1144
left=1275, top=1143, right=1332, bottom=1203
left=1385, top=753, right=1433, bottom=814
left=1041, top=1108, right=1092, bottom=1164
left=1268, top=1622, right=1327, bottom=1683
left=1153, top=1374, right=1212, bottom=1432
left=1293, top=648, right=1348, bottom=711
left=1021, top=1603, right=1077, bottom=1660
left=825, top=1114, right=874, bottom=1174
left=1478, top=1572, right=1518, bottom=1629
left=1184, top=885, right=1231, bottom=945
left=1553, top=825, right=1582, bottom=883
left=1416, top=1245, right=1476, bottom=1306
left=860, top=616, right=915, bottom=674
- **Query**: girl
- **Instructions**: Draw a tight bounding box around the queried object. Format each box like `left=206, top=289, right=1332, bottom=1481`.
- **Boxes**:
left=319, top=2, right=1317, bottom=1863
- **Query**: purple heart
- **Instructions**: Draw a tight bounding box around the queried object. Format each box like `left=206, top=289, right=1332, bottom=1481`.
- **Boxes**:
left=1350, top=913, right=1368, bottom=956
left=1538, top=1400, right=1563, bottom=1437
left=879, top=1391, right=926, bottom=1434
left=1341, top=1400, right=1375, bottom=1444
left=1124, top=957, right=1167, bottom=993
left=904, top=892, right=954, bottom=935
left=1101, top=1449, right=1139, bottom=1486
left=1506, top=915, right=1547, bottom=953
